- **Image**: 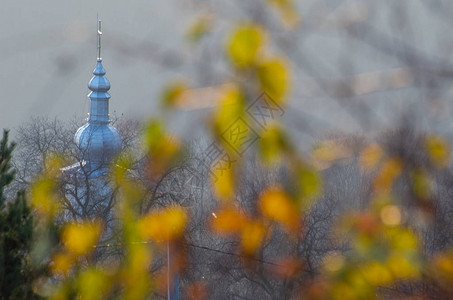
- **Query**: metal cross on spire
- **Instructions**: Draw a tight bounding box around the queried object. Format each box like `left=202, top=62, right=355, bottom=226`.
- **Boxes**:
left=97, top=15, right=102, bottom=60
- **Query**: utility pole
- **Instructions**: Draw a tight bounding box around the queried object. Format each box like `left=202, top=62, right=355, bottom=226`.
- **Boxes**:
left=167, top=241, right=179, bottom=300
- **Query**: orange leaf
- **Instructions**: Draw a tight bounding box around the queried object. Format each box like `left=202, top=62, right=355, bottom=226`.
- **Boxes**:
left=272, top=257, right=303, bottom=278
left=138, top=206, right=187, bottom=241
left=259, top=186, right=300, bottom=233
left=241, top=219, right=266, bottom=255
left=211, top=208, right=245, bottom=235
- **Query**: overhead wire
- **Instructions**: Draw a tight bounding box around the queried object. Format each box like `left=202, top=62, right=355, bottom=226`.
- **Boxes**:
left=92, top=240, right=281, bottom=266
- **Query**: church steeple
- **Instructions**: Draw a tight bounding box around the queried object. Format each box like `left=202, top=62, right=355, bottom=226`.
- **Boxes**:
left=97, top=17, right=102, bottom=60
left=74, top=18, right=122, bottom=173
left=87, top=18, right=111, bottom=125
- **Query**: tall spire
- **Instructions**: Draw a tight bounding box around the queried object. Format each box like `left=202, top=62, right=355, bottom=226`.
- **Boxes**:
left=74, top=18, right=122, bottom=169
left=87, top=17, right=110, bottom=125
left=97, top=15, right=102, bottom=60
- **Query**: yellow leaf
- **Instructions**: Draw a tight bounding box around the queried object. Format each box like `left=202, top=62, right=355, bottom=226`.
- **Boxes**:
left=211, top=162, right=235, bottom=203
left=360, top=261, right=393, bottom=285
left=212, top=85, right=245, bottom=140
left=61, top=222, right=101, bottom=256
left=373, top=157, right=402, bottom=192
left=77, top=268, right=111, bottom=300
left=425, top=134, right=451, bottom=169
left=126, top=244, right=152, bottom=278
left=411, top=168, right=432, bottom=200
left=258, top=126, right=287, bottom=164
left=160, top=206, right=187, bottom=239
left=44, top=155, right=65, bottom=176
left=154, top=136, right=181, bottom=170
left=142, top=121, right=182, bottom=176
left=138, top=206, right=187, bottom=241
left=331, top=282, right=358, bottom=300
left=312, top=140, right=351, bottom=163
left=121, top=243, right=151, bottom=300
left=31, top=178, right=59, bottom=218
left=354, top=234, right=374, bottom=255
left=143, top=120, right=165, bottom=152
left=51, top=253, right=74, bottom=275
left=386, top=227, right=418, bottom=251
left=161, top=81, right=188, bottom=108
left=296, top=164, right=322, bottom=209
left=259, top=186, right=300, bottom=233
left=111, top=152, right=134, bottom=185
left=387, top=253, right=419, bottom=279
left=345, top=271, right=369, bottom=295
left=241, top=219, right=266, bottom=255
left=359, top=143, right=383, bottom=171
left=227, top=24, right=264, bottom=67
left=257, top=57, right=289, bottom=104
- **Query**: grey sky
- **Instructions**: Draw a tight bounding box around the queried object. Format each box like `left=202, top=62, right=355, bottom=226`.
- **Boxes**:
left=0, top=0, right=193, bottom=131
left=2, top=0, right=453, bottom=142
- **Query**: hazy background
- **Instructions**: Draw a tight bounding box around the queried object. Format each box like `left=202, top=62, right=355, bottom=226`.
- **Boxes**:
left=2, top=0, right=453, bottom=142
left=0, top=0, right=193, bottom=130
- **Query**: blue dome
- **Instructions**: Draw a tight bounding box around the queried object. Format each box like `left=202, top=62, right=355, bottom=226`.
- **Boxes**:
left=88, top=60, right=111, bottom=93
left=75, top=123, right=122, bottom=164
left=73, top=57, right=122, bottom=167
